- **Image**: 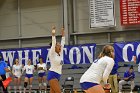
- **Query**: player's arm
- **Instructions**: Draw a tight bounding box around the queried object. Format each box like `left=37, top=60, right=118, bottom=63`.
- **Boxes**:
left=22, top=65, right=25, bottom=74
left=49, top=26, right=56, bottom=55
left=103, top=59, right=114, bottom=84
left=60, top=27, right=65, bottom=59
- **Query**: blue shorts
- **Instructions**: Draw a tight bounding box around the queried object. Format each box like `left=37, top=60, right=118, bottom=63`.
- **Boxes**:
left=80, top=82, right=99, bottom=90
left=38, top=72, right=46, bottom=77
left=14, top=76, right=18, bottom=78
left=14, top=75, right=21, bottom=78
left=47, top=71, right=61, bottom=81
left=25, top=74, right=33, bottom=78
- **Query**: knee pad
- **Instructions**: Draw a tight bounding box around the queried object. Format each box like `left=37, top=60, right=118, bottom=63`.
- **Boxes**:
left=24, top=82, right=28, bottom=88
left=39, top=83, right=42, bottom=87
left=43, top=83, right=47, bottom=86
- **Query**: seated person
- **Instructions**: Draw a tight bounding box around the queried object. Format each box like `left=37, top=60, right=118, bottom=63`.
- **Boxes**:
left=119, top=65, right=135, bottom=93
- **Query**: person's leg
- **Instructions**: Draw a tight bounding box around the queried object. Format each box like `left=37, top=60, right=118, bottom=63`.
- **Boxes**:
left=38, top=76, right=42, bottom=92
left=24, top=77, right=29, bottom=93
left=17, top=77, right=22, bottom=93
left=131, top=80, right=135, bottom=91
left=14, top=77, right=18, bottom=93
left=85, top=85, right=105, bottom=93
left=50, top=87, right=55, bottom=93
left=43, top=76, right=47, bottom=93
left=0, top=85, right=2, bottom=92
left=0, top=76, right=4, bottom=92
left=1, top=75, right=8, bottom=93
left=128, top=80, right=135, bottom=92
left=119, top=80, right=127, bottom=92
left=29, top=77, right=33, bottom=92
left=108, top=75, right=114, bottom=92
left=112, top=74, right=118, bottom=93
left=7, top=86, right=11, bottom=93
left=49, top=79, right=61, bottom=93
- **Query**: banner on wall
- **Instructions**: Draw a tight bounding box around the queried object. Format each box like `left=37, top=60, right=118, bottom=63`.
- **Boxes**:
left=120, top=0, right=140, bottom=25
left=0, top=44, right=96, bottom=66
left=114, top=42, right=140, bottom=62
left=89, top=0, right=115, bottom=28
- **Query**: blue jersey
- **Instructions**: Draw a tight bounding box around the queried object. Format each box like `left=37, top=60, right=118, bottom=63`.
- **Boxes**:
left=124, top=71, right=135, bottom=81
left=0, top=61, right=8, bottom=75
left=136, top=55, right=140, bottom=64
left=110, top=61, right=118, bottom=75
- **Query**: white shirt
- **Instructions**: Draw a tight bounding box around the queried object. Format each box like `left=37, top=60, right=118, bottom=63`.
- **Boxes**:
left=80, top=56, right=114, bottom=84
left=49, top=36, right=65, bottom=74
left=23, top=65, right=34, bottom=74
left=37, top=63, right=47, bottom=73
left=138, top=63, right=140, bottom=72
left=6, top=66, right=11, bottom=78
left=12, top=64, right=22, bottom=77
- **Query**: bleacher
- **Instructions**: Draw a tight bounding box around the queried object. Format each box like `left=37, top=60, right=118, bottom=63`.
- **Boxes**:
left=7, top=62, right=140, bottom=93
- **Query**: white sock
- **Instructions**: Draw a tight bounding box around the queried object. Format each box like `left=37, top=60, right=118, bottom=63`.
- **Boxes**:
left=19, top=86, right=22, bottom=91
left=14, top=86, right=16, bottom=92
left=24, top=88, right=26, bottom=93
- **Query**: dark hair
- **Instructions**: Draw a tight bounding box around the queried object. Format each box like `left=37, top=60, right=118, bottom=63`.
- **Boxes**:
left=101, top=45, right=114, bottom=58
left=5, top=60, right=8, bottom=63
left=14, top=59, right=19, bottom=64
left=39, top=56, right=43, bottom=63
left=49, top=42, right=52, bottom=46
left=130, top=65, right=133, bottom=69
left=0, top=55, right=3, bottom=61
left=39, top=56, right=43, bottom=59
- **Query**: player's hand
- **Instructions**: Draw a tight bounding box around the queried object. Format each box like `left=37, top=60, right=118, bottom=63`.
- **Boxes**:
left=61, top=26, right=64, bottom=37
left=104, top=83, right=111, bottom=89
left=38, top=67, right=43, bottom=70
left=124, top=77, right=129, bottom=81
left=52, top=26, right=56, bottom=36
left=129, top=75, right=133, bottom=77
left=133, top=56, right=136, bottom=64
left=0, top=76, right=2, bottom=81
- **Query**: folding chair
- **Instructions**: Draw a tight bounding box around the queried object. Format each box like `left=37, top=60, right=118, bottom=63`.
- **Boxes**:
left=122, top=84, right=131, bottom=93
left=62, top=76, right=74, bottom=93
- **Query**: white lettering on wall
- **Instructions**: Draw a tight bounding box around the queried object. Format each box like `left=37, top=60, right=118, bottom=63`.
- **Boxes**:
left=32, top=49, right=41, bottom=65
left=123, top=44, right=134, bottom=62
left=1, top=51, right=16, bottom=66
left=82, top=46, right=94, bottom=63
left=18, top=50, right=29, bottom=65
left=69, top=47, right=81, bottom=64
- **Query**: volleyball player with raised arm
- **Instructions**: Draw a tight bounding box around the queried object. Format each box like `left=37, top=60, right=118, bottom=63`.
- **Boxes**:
left=80, top=45, right=115, bottom=93
left=47, top=26, right=65, bottom=93
left=12, top=59, right=23, bottom=93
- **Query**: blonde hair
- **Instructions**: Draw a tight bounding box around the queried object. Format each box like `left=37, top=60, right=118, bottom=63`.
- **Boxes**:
left=101, top=45, right=114, bottom=58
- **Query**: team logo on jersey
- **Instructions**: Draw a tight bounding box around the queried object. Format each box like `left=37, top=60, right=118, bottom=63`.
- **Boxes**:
left=28, top=68, right=31, bottom=71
